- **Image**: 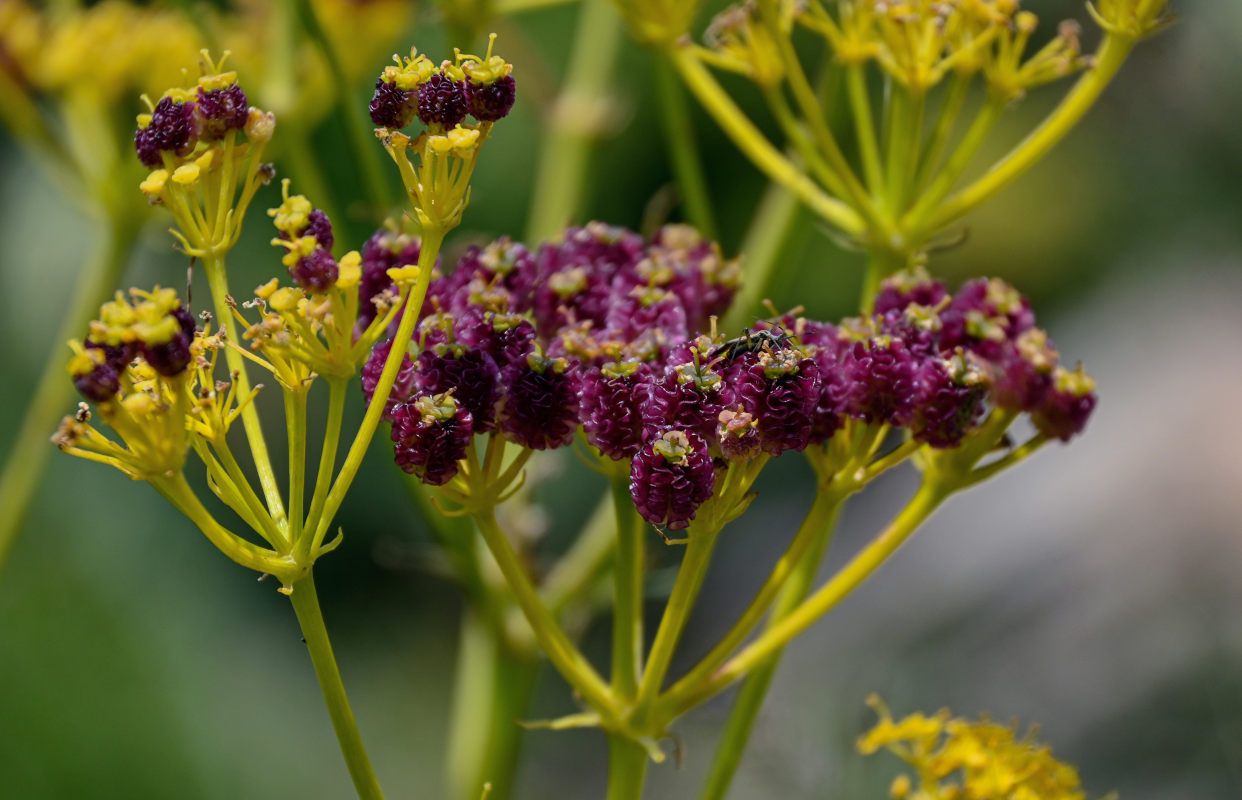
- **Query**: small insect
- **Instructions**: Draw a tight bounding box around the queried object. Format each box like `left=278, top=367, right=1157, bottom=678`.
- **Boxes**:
left=709, top=326, right=795, bottom=360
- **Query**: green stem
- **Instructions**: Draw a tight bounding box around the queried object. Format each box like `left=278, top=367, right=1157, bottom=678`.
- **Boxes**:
left=846, top=64, right=885, bottom=197
left=660, top=482, right=946, bottom=718
left=720, top=181, right=800, bottom=332
left=631, top=524, right=720, bottom=725
left=304, top=378, right=347, bottom=546
left=652, top=51, right=718, bottom=240
left=203, top=252, right=288, bottom=526
left=285, top=387, right=308, bottom=546
left=923, top=34, right=1137, bottom=233
left=472, top=508, right=620, bottom=719
left=913, top=73, right=971, bottom=194
left=860, top=245, right=908, bottom=313
left=610, top=474, right=645, bottom=699
left=525, top=0, right=622, bottom=242
left=669, top=46, right=865, bottom=238
left=288, top=574, right=386, bottom=800
left=0, top=215, right=136, bottom=572
left=883, top=87, right=924, bottom=216
left=447, top=609, right=539, bottom=800
left=308, top=228, right=444, bottom=552
left=697, top=497, right=843, bottom=800
left=663, top=492, right=841, bottom=708
left=606, top=733, right=650, bottom=800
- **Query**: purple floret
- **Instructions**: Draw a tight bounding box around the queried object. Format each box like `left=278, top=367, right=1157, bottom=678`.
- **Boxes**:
left=496, top=353, right=579, bottom=450
left=196, top=84, right=248, bottom=140
left=579, top=359, right=650, bottom=460
left=370, top=78, right=417, bottom=129
left=134, top=96, right=197, bottom=167
left=415, top=346, right=501, bottom=434
left=140, top=306, right=196, bottom=377
left=630, top=429, right=716, bottom=530
left=841, top=336, right=921, bottom=427
left=391, top=394, right=473, bottom=486
left=466, top=74, right=516, bottom=122
left=362, top=339, right=418, bottom=422
left=417, top=73, right=469, bottom=128
left=909, top=357, right=985, bottom=448
left=289, top=249, right=339, bottom=293
left=1032, top=367, right=1097, bottom=442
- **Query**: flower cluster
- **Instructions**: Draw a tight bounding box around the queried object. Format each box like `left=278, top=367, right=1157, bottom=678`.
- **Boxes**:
left=369, top=35, right=515, bottom=131
left=859, top=695, right=1107, bottom=800
left=55, top=288, right=206, bottom=479
left=134, top=60, right=250, bottom=168
left=364, top=226, right=1096, bottom=530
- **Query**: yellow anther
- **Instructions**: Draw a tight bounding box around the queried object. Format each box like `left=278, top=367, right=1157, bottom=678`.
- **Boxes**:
left=172, top=164, right=200, bottom=185
left=269, top=287, right=303, bottom=312
left=386, top=264, right=421, bottom=285
left=446, top=126, right=480, bottom=150
left=255, top=278, right=280, bottom=300
left=140, top=170, right=169, bottom=195
left=336, top=251, right=362, bottom=290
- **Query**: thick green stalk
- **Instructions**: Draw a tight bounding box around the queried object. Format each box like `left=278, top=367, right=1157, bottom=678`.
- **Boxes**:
left=610, top=475, right=645, bottom=699
left=285, top=388, right=308, bottom=544
left=697, top=497, right=843, bottom=800
left=631, top=525, right=720, bottom=726
left=606, top=733, right=650, bottom=800
left=525, top=0, right=623, bottom=242
left=288, top=574, right=386, bottom=800
left=0, top=216, right=136, bottom=572
left=447, top=609, right=539, bottom=800
left=652, top=51, right=718, bottom=240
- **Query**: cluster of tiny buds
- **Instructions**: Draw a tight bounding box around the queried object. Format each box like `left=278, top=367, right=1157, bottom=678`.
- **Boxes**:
left=362, top=223, right=1096, bottom=531
left=268, top=179, right=341, bottom=292
left=369, top=34, right=515, bottom=131
left=67, top=287, right=195, bottom=402
left=133, top=51, right=257, bottom=168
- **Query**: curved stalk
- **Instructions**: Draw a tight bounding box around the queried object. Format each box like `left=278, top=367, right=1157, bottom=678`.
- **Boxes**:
left=657, top=482, right=946, bottom=719
left=0, top=216, right=137, bottom=572
left=289, top=573, right=387, bottom=800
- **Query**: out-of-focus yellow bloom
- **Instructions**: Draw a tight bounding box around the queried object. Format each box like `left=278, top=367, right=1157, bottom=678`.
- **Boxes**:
left=859, top=694, right=1115, bottom=800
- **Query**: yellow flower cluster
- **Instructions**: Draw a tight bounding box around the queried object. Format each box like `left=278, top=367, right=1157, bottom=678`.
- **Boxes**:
left=859, top=695, right=1113, bottom=800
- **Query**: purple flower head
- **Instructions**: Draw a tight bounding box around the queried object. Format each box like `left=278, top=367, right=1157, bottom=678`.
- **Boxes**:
left=391, top=392, right=473, bottom=486
left=140, top=305, right=196, bottom=377
left=717, top=408, right=761, bottom=462
left=940, top=278, right=1036, bottom=358
left=196, top=83, right=249, bottom=140
left=303, top=209, right=335, bottom=251
left=984, top=328, right=1059, bottom=412
left=460, top=312, right=537, bottom=370
left=466, top=73, right=516, bottom=122
left=72, top=345, right=124, bottom=403
left=910, top=352, right=986, bottom=448
left=644, top=225, right=742, bottom=332
left=1032, top=365, right=1097, bottom=442
left=289, top=248, right=339, bottom=293
left=604, top=285, right=689, bottom=344
left=417, top=72, right=469, bottom=128
left=415, top=345, right=501, bottom=434
left=362, top=339, right=418, bottom=422
left=841, top=335, right=921, bottom=426
left=872, top=267, right=948, bottom=316
left=356, top=230, right=429, bottom=335
left=580, top=358, right=651, bottom=460
left=641, top=346, right=726, bottom=443
left=369, top=77, right=417, bottom=129
left=449, top=238, right=537, bottom=313
left=877, top=303, right=943, bottom=358
left=720, top=348, right=821, bottom=455
left=497, top=349, right=579, bottom=450
left=630, top=429, right=716, bottom=530
left=134, top=95, right=197, bottom=167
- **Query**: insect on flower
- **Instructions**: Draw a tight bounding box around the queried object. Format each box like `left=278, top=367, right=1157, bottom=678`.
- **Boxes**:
left=710, top=326, right=794, bottom=360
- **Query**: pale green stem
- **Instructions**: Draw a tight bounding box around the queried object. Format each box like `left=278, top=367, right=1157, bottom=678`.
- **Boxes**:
left=883, top=87, right=924, bottom=216
left=669, top=46, right=865, bottom=238
left=285, top=387, right=308, bottom=545
left=652, top=51, right=718, bottom=240
left=631, top=523, right=720, bottom=726
left=913, top=72, right=971, bottom=194
left=846, top=64, right=885, bottom=197
left=472, top=508, right=620, bottom=719
left=698, top=496, right=843, bottom=800
left=923, top=34, right=1138, bottom=233
left=447, top=609, right=539, bottom=800
left=203, top=253, right=287, bottom=526
left=288, top=573, right=386, bottom=800
left=662, top=492, right=842, bottom=706
left=860, top=245, right=909, bottom=313
left=525, top=0, right=623, bottom=242
left=304, top=378, right=347, bottom=546
left=606, top=733, right=650, bottom=800
left=658, top=482, right=947, bottom=718
left=762, top=85, right=850, bottom=201
left=611, top=474, right=645, bottom=699
left=0, top=215, right=136, bottom=572
left=307, top=229, right=444, bottom=552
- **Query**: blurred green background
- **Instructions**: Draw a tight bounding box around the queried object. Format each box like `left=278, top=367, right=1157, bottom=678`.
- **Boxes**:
left=2, top=1, right=1241, bottom=797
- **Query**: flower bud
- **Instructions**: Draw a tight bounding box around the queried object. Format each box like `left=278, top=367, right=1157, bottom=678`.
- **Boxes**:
left=391, top=393, right=473, bottom=486
left=630, top=430, right=716, bottom=530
